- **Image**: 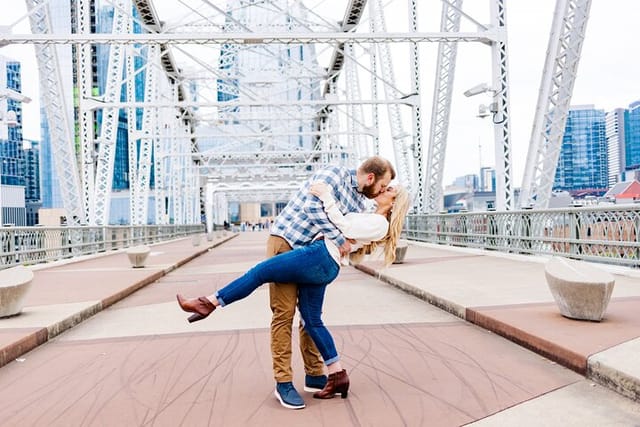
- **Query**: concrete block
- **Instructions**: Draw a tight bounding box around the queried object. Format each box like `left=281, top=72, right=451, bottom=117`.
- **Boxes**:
left=544, top=256, right=615, bottom=322
left=393, top=240, right=409, bottom=264
left=126, top=245, right=150, bottom=268
left=0, top=265, right=34, bottom=318
left=192, top=235, right=201, bottom=246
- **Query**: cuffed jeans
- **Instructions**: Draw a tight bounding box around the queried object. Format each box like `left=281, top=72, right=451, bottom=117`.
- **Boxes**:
left=215, top=237, right=340, bottom=381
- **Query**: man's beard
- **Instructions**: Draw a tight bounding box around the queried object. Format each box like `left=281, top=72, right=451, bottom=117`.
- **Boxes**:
left=361, top=183, right=380, bottom=199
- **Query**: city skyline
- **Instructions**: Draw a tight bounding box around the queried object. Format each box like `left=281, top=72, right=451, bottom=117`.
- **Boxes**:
left=1, top=0, right=639, bottom=185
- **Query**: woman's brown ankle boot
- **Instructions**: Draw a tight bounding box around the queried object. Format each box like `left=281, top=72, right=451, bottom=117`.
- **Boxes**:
left=176, top=294, right=216, bottom=323
left=313, top=369, right=349, bottom=399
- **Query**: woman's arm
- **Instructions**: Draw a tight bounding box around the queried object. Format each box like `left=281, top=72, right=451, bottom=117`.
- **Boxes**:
left=310, top=182, right=350, bottom=232
left=310, top=183, right=388, bottom=241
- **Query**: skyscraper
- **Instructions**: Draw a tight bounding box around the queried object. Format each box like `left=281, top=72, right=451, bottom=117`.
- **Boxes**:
left=0, top=55, right=28, bottom=226
left=605, top=108, right=626, bottom=187
left=24, top=139, right=41, bottom=225
left=554, top=105, right=608, bottom=193
left=625, top=100, right=640, bottom=171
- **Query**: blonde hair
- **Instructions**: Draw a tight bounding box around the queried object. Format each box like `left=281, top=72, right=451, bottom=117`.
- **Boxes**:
left=350, top=185, right=411, bottom=266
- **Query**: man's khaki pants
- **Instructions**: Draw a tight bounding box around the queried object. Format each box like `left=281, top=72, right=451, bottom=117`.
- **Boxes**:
left=267, top=235, right=325, bottom=382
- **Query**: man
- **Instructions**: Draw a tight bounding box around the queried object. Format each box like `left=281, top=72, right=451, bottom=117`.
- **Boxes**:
left=268, top=156, right=395, bottom=409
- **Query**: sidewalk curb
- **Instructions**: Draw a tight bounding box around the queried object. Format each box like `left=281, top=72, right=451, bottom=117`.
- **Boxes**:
left=0, top=233, right=238, bottom=370
left=588, top=347, right=640, bottom=402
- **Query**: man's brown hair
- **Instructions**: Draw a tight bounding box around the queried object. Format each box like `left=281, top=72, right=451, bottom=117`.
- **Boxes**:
left=358, top=156, right=396, bottom=180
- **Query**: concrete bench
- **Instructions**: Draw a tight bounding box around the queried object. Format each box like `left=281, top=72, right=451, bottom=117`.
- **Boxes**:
left=126, top=245, right=151, bottom=268
left=544, top=256, right=615, bottom=322
left=0, top=266, right=34, bottom=318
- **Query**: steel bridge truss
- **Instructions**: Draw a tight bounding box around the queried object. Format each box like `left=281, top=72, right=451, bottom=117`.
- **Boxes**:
left=7, top=0, right=591, bottom=224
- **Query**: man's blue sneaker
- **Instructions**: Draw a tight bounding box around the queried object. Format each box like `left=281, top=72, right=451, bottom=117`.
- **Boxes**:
left=274, top=382, right=305, bottom=409
left=303, top=374, right=328, bottom=392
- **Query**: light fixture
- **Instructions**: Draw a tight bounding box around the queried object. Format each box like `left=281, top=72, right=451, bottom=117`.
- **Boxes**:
left=463, top=83, right=495, bottom=98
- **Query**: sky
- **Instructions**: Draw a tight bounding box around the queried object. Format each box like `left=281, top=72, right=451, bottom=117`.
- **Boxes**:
left=1, top=0, right=639, bottom=185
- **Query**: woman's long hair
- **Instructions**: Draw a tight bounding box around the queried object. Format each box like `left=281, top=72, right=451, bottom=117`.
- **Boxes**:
left=350, top=185, right=411, bottom=266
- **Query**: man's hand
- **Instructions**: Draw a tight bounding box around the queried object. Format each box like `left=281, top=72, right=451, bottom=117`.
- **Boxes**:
left=338, top=240, right=352, bottom=257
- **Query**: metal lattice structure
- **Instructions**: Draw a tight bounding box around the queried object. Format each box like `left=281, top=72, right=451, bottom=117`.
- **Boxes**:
left=520, top=0, right=593, bottom=209
left=2, top=0, right=593, bottom=225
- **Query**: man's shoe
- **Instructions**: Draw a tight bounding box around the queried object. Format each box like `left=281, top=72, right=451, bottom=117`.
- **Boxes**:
left=303, top=374, right=328, bottom=392
left=274, top=382, right=305, bottom=409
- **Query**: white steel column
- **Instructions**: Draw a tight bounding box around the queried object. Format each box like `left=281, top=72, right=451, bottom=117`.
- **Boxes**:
left=423, top=0, right=462, bottom=213
left=408, top=0, right=424, bottom=211
left=26, top=0, right=85, bottom=225
left=77, top=0, right=95, bottom=223
left=368, top=0, right=380, bottom=155
left=371, top=0, right=413, bottom=189
left=126, top=44, right=139, bottom=223
left=490, top=0, right=513, bottom=211
left=520, top=0, right=592, bottom=209
left=344, top=44, right=369, bottom=162
left=130, top=44, right=159, bottom=225
left=93, top=0, right=129, bottom=225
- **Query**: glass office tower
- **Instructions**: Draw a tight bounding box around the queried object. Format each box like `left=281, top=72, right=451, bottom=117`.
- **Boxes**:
left=0, top=56, right=28, bottom=225
left=625, top=100, right=640, bottom=171
left=554, top=105, right=608, bottom=193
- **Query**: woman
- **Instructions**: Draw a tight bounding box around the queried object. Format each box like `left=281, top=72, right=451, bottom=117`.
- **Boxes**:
left=176, top=183, right=410, bottom=400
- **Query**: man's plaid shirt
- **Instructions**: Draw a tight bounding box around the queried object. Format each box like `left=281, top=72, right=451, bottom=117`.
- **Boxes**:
left=271, top=166, right=366, bottom=249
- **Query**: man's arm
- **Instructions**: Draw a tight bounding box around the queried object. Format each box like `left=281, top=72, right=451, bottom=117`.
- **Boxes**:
left=302, top=168, right=348, bottom=248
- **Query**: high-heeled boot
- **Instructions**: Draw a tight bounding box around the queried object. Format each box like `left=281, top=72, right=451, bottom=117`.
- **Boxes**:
left=313, top=369, right=349, bottom=399
left=176, top=294, right=216, bottom=323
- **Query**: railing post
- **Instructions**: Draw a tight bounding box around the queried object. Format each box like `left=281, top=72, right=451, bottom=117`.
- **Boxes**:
left=522, top=208, right=532, bottom=253
left=487, top=213, right=497, bottom=249
left=569, top=211, right=580, bottom=256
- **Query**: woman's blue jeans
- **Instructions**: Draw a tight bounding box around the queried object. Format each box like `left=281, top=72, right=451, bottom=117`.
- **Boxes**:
left=215, top=240, right=341, bottom=365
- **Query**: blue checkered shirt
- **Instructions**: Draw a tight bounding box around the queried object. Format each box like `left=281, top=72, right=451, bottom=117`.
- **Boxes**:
left=271, top=166, right=366, bottom=249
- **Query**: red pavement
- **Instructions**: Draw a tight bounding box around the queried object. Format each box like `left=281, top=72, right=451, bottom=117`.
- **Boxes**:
left=0, top=232, right=637, bottom=426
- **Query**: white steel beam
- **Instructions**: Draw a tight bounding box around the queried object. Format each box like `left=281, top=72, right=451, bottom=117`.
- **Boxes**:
left=408, top=0, right=424, bottom=212
left=422, top=0, right=462, bottom=213
left=371, top=0, right=413, bottom=189
left=26, top=0, right=85, bottom=225
left=1, top=31, right=499, bottom=45
left=490, top=0, right=514, bottom=211
left=77, top=0, right=95, bottom=224
left=130, top=44, right=159, bottom=225
left=520, top=0, right=592, bottom=209
left=92, top=0, right=129, bottom=225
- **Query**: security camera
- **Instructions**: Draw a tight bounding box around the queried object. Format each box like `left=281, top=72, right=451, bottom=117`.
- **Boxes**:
left=464, top=83, right=493, bottom=97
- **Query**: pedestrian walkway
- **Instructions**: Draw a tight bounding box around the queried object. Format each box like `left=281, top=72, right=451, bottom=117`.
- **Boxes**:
left=356, top=241, right=640, bottom=403
left=0, top=232, right=638, bottom=426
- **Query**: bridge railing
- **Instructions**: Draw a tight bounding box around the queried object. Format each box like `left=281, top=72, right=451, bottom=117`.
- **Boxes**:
left=405, top=205, right=640, bottom=267
left=0, top=224, right=206, bottom=270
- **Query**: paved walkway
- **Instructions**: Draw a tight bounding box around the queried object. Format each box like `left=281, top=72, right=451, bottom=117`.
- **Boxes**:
left=0, top=231, right=638, bottom=426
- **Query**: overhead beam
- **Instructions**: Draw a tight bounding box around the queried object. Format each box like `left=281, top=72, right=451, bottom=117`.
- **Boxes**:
left=1, top=32, right=498, bottom=45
